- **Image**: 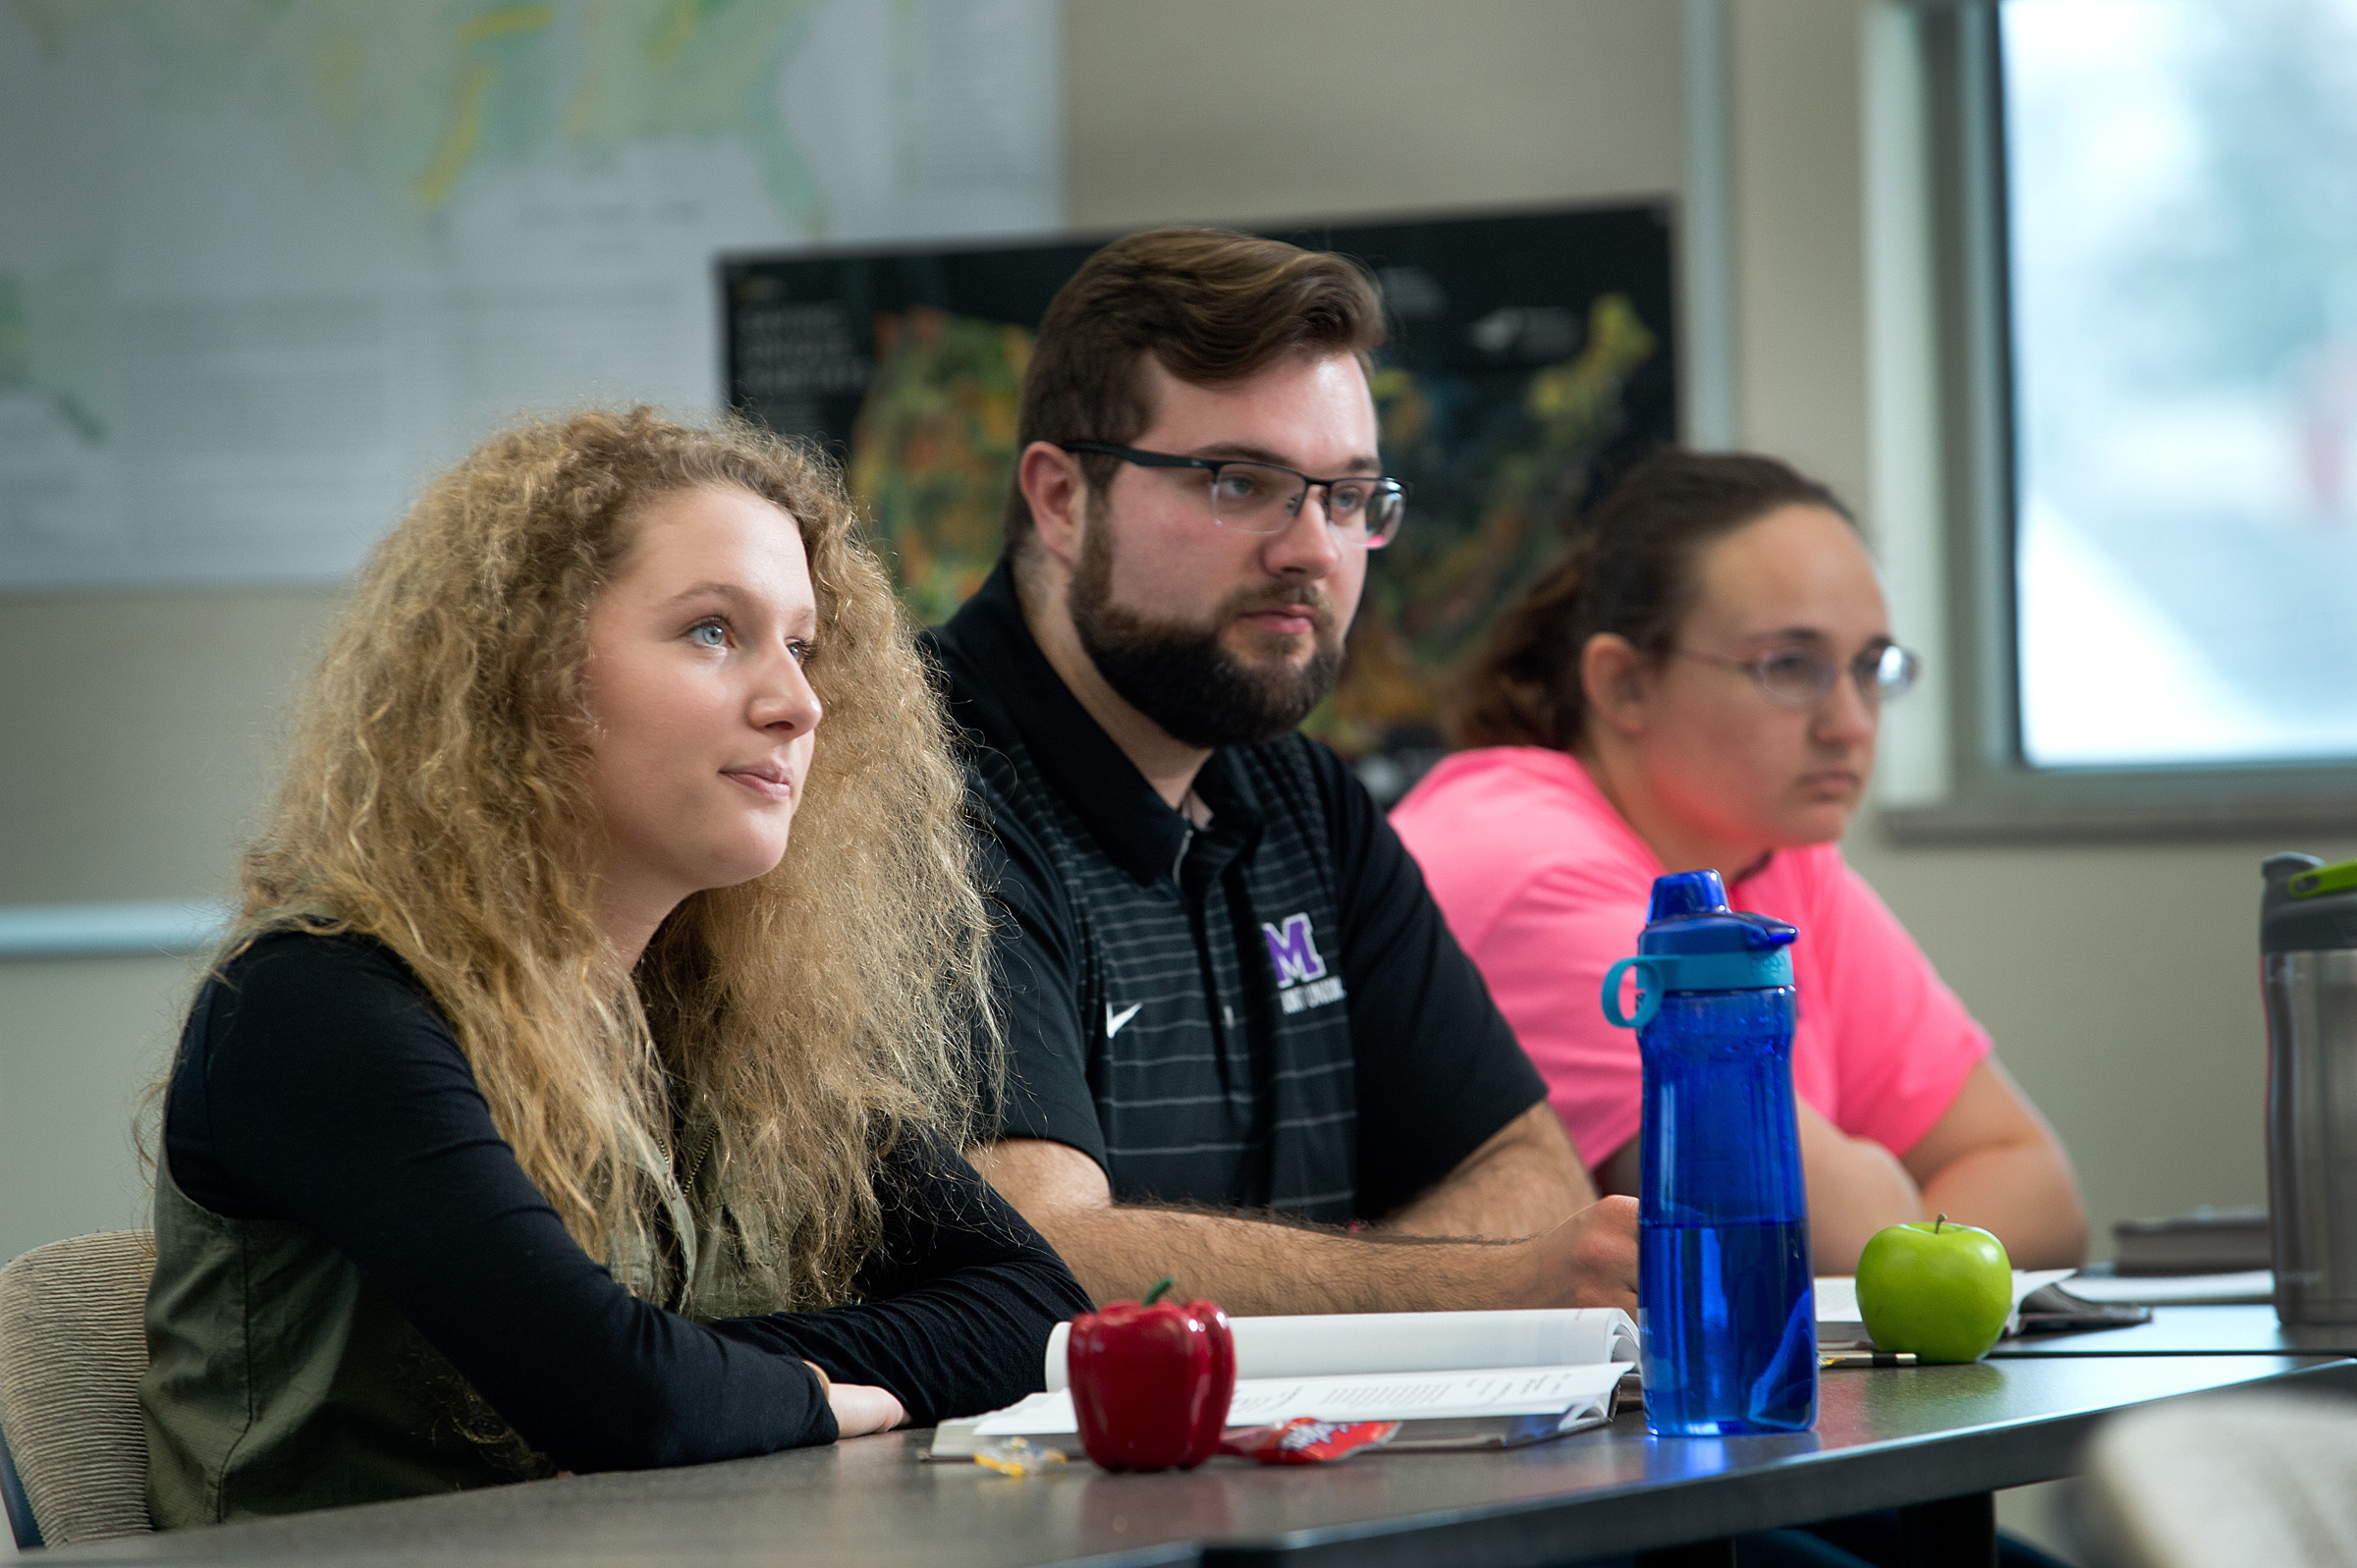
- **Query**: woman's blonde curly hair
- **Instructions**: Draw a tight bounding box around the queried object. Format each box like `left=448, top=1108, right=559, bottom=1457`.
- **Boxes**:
left=220, top=406, right=993, bottom=1308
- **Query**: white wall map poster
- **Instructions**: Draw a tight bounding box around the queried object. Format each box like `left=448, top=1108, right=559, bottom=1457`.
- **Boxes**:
left=0, top=0, right=1064, bottom=590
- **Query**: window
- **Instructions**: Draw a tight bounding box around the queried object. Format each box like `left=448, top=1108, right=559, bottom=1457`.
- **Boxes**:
left=1893, top=0, right=2357, bottom=838
left=2006, top=0, right=2357, bottom=768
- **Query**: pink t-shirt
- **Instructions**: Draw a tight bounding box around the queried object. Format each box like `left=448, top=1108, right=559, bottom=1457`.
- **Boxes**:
left=1391, top=746, right=1989, bottom=1169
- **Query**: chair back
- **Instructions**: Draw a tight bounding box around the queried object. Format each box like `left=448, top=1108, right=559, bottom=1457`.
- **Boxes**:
left=0, top=1231, right=157, bottom=1546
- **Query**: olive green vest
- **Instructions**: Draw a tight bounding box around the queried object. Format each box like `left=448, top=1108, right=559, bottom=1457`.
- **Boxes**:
left=140, top=1116, right=786, bottom=1529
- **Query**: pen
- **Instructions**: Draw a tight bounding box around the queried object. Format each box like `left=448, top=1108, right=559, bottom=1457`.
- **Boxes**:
left=1820, top=1351, right=1918, bottom=1368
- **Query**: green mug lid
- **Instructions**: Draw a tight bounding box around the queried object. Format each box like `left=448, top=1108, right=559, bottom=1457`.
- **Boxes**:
left=2289, top=858, right=2357, bottom=900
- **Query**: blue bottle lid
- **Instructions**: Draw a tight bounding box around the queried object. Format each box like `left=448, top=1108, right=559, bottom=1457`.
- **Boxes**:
left=1600, top=870, right=1796, bottom=1029
left=1646, top=868, right=1733, bottom=922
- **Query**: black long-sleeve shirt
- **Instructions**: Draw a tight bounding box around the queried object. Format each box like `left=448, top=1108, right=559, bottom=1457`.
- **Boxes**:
left=163, top=931, right=1088, bottom=1473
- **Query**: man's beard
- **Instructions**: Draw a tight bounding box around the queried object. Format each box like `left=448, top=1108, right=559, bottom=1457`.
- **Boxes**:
left=1068, top=515, right=1344, bottom=750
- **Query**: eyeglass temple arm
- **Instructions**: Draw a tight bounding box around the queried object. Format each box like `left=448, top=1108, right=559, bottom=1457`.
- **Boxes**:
left=1056, top=442, right=1213, bottom=472
left=1062, top=442, right=1398, bottom=493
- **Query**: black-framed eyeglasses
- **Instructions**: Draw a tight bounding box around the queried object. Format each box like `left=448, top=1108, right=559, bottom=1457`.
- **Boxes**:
left=1057, top=441, right=1407, bottom=548
left=1676, top=642, right=1923, bottom=709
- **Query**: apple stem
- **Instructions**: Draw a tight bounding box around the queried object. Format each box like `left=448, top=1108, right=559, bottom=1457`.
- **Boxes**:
left=1934, top=1213, right=1947, bottom=1233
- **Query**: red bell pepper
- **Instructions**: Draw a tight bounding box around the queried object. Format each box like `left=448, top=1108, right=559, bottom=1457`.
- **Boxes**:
left=1066, top=1276, right=1236, bottom=1472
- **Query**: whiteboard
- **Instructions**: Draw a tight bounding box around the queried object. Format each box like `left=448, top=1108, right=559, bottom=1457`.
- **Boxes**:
left=0, top=0, right=1064, bottom=591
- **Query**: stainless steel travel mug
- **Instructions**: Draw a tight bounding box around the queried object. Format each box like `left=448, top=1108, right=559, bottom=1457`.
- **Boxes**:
left=2262, top=852, right=2357, bottom=1324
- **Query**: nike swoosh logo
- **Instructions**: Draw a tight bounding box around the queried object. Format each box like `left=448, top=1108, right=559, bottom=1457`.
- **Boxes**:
left=1105, top=1002, right=1143, bottom=1038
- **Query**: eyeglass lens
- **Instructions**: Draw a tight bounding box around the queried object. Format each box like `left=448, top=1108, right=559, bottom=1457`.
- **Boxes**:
left=1756, top=645, right=1920, bottom=706
left=1862, top=644, right=1920, bottom=701
left=1207, top=462, right=1404, bottom=543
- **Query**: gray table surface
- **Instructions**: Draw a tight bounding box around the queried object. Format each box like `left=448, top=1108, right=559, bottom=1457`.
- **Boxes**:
left=46, top=1354, right=2357, bottom=1568
left=1990, top=1304, right=2357, bottom=1358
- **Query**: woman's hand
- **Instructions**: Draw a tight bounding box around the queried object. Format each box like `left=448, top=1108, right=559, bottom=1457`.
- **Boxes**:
left=827, top=1379, right=906, bottom=1436
left=804, top=1360, right=905, bottom=1436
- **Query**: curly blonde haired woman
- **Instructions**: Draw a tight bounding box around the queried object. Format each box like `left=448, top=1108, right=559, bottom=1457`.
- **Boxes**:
left=139, top=408, right=1089, bottom=1527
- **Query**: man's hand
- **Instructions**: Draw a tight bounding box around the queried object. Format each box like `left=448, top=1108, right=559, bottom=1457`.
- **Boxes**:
left=1527, top=1195, right=1640, bottom=1313
left=1603, top=1094, right=1913, bottom=1264
left=1607, top=1111, right=1902, bottom=1270
left=968, top=1136, right=1638, bottom=1316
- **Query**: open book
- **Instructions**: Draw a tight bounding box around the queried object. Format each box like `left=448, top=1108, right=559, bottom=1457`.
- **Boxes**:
left=1814, top=1270, right=2085, bottom=1347
left=930, top=1308, right=1639, bottom=1459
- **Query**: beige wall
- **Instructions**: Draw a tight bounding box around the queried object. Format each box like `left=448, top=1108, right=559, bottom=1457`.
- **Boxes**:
left=0, top=591, right=341, bottom=1262
left=0, top=0, right=2332, bottom=1284
left=0, top=588, right=338, bottom=906
left=1064, top=0, right=1680, bottom=228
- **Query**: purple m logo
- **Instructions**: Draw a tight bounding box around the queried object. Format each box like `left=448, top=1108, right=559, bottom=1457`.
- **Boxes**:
left=1261, top=913, right=1329, bottom=988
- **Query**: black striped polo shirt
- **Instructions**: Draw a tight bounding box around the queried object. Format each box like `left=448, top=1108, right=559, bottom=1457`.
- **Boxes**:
left=925, top=561, right=1546, bottom=1224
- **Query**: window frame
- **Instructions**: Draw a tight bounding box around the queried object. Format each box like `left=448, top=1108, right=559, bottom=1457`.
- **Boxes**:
left=1884, top=0, right=2357, bottom=844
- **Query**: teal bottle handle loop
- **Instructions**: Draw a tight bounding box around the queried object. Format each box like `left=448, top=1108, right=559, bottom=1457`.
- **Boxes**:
left=1601, top=957, right=1664, bottom=1030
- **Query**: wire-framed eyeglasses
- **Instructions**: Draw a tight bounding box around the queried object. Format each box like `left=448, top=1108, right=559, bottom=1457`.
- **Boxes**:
left=1057, top=441, right=1407, bottom=548
left=1676, top=642, right=1923, bottom=709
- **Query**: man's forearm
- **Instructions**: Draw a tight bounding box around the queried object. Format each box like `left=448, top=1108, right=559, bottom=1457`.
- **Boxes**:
left=1028, top=1203, right=1539, bottom=1315
left=1921, top=1144, right=2089, bottom=1270
left=969, top=1133, right=1640, bottom=1315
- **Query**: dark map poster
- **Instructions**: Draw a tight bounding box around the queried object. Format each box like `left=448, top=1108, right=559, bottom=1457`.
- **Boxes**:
left=722, top=205, right=1677, bottom=781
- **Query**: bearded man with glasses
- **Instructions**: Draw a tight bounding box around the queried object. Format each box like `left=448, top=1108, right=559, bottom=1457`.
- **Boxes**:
left=925, top=228, right=1638, bottom=1316
left=1392, top=450, right=2088, bottom=1274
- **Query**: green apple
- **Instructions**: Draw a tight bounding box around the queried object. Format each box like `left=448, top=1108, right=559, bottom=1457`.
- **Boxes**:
left=1854, top=1214, right=2013, bottom=1364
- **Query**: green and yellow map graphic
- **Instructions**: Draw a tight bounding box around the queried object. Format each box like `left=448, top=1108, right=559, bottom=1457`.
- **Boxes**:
left=3, top=0, right=1062, bottom=586
left=11, top=0, right=827, bottom=225
left=849, top=305, right=1032, bottom=627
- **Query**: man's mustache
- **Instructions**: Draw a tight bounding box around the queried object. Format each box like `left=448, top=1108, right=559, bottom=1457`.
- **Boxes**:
left=1220, top=584, right=1339, bottom=637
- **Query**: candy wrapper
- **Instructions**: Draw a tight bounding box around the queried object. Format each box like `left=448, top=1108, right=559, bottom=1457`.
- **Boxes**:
left=1218, top=1417, right=1399, bottom=1465
left=971, top=1435, right=1069, bottom=1477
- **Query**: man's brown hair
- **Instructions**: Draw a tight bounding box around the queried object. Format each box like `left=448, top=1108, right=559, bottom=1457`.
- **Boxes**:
left=1004, top=228, right=1387, bottom=553
left=1453, top=449, right=1855, bottom=752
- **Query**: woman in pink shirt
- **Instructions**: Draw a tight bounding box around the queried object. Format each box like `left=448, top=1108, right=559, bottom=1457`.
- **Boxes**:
left=1393, top=452, right=2086, bottom=1271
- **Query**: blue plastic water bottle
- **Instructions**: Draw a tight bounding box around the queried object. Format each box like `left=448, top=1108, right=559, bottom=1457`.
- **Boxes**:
left=1602, top=869, right=1816, bottom=1435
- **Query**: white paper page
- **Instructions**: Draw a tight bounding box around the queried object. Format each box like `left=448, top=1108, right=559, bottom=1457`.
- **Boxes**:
left=2059, top=1270, right=2273, bottom=1306
left=978, top=1362, right=1629, bottom=1436
left=1042, top=1309, right=1638, bottom=1390
left=2015, top=1269, right=2078, bottom=1303
left=969, top=1390, right=1079, bottom=1436
left=1815, top=1276, right=1864, bottom=1328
